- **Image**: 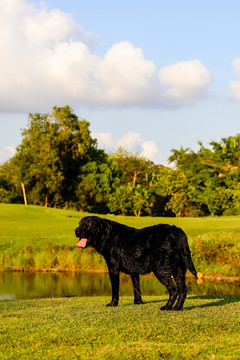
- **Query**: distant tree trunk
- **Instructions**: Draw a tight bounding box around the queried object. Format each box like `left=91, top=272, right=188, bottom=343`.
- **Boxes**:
left=21, top=183, right=27, bottom=205
left=45, top=196, right=48, bottom=207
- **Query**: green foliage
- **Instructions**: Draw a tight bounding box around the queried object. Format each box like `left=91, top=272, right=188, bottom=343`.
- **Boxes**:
left=0, top=188, right=13, bottom=204
left=191, top=232, right=240, bottom=276
left=12, top=105, right=97, bottom=207
left=110, top=147, right=154, bottom=185
left=108, top=149, right=159, bottom=216
left=76, top=157, right=121, bottom=213
left=155, top=167, right=192, bottom=217
left=108, top=184, right=152, bottom=216
left=0, top=106, right=120, bottom=211
left=161, top=133, right=240, bottom=216
left=0, top=161, right=23, bottom=204
left=108, top=133, right=240, bottom=217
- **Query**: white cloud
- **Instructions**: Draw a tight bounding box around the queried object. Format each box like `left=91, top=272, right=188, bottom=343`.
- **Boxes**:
left=92, top=132, right=115, bottom=149
left=229, top=81, right=240, bottom=100
left=159, top=60, right=211, bottom=102
left=230, top=58, right=240, bottom=100
left=93, top=131, right=161, bottom=163
left=0, top=146, right=16, bottom=164
left=95, top=42, right=156, bottom=105
left=141, top=141, right=159, bottom=160
left=232, top=57, right=240, bottom=75
left=116, top=132, right=143, bottom=151
left=0, top=0, right=212, bottom=112
left=0, top=0, right=99, bottom=111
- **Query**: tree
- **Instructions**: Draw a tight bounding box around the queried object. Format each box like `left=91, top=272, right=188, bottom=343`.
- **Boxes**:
left=108, top=183, right=152, bottom=216
left=76, top=155, right=121, bottom=213
left=109, top=148, right=154, bottom=185
left=131, top=184, right=153, bottom=217
left=0, top=160, right=23, bottom=203
left=2, top=111, right=240, bottom=218
left=5, top=106, right=99, bottom=207
left=155, top=167, right=194, bottom=217
left=107, top=149, right=160, bottom=216
left=168, top=146, right=191, bottom=168
left=165, top=134, right=240, bottom=216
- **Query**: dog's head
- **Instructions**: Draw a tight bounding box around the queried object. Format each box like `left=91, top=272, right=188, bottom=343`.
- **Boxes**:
left=75, top=216, right=103, bottom=249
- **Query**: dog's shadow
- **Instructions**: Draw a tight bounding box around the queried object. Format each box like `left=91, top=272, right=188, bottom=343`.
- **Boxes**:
left=121, top=294, right=240, bottom=310
left=184, top=294, right=240, bottom=310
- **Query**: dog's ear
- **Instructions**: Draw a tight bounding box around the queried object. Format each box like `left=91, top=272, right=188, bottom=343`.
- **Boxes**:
left=79, top=216, right=91, bottom=226
left=87, top=219, right=95, bottom=227
left=98, top=218, right=112, bottom=238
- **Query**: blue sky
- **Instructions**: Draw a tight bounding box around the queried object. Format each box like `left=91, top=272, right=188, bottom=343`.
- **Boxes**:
left=0, top=0, right=240, bottom=165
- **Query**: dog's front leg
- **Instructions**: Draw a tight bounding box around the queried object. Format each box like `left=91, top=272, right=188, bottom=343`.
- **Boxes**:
left=106, top=270, right=119, bottom=306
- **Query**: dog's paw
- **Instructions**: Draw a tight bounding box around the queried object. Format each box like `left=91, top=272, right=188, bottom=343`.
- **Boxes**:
left=172, top=306, right=183, bottom=311
left=160, top=305, right=172, bottom=311
left=134, top=299, right=144, bottom=305
left=106, top=301, right=118, bottom=307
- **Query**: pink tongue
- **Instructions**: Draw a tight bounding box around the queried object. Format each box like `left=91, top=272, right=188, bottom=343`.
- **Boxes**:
left=75, top=238, right=88, bottom=248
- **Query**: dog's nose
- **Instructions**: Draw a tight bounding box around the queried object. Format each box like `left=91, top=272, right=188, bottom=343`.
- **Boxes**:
left=75, top=228, right=80, bottom=236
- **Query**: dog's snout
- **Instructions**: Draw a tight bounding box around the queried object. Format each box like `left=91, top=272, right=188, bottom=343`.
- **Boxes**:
left=75, top=228, right=80, bottom=237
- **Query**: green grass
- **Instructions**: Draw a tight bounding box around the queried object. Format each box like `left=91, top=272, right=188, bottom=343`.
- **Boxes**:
left=1, top=204, right=240, bottom=277
left=1, top=295, right=240, bottom=359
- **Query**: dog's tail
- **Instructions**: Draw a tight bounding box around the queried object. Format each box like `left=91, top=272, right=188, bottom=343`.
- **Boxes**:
left=178, top=229, right=197, bottom=279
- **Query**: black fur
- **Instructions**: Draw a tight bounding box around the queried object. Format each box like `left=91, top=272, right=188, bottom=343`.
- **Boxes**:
left=75, top=216, right=197, bottom=310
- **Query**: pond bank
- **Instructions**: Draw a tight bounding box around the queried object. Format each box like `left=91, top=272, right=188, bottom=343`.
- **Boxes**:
left=200, top=274, right=240, bottom=283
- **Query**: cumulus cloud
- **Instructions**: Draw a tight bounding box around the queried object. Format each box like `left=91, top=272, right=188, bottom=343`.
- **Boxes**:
left=229, top=57, right=240, bottom=100
left=141, top=141, right=159, bottom=160
left=159, top=60, right=211, bottom=102
left=232, top=58, right=240, bottom=75
left=0, top=146, right=16, bottom=164
left=93, top=131, right=161, bottom=163
left=229, top=81, right=240, bottom=100
left=0, top=0, right=99, bottom=111
left=116, top=132, right=143, bottom=151
left=95, top=42, right=156, bottom=105
left=91, top=132, right=115, bottom=149
left=0, top=0, right=212, bottom=112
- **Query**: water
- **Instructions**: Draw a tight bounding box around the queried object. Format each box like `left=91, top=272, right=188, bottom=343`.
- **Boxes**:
left=0, top=271, right=240, bottom=301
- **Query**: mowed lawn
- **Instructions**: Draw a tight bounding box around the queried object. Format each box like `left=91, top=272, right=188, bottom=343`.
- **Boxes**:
left=1, top=203, right=240, bottom=248
left=1, top=295, right=240, bottom=359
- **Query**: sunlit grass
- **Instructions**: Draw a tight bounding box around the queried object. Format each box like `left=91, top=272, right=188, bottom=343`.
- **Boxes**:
left=1, top=295, right=240, bottom=359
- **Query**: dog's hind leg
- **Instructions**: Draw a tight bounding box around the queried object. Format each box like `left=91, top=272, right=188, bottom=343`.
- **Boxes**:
left=130, top=274, right=144, bottom=304
left=172, top=266, right=187, bottom=311
left=153, top=268, right=178, bottom=311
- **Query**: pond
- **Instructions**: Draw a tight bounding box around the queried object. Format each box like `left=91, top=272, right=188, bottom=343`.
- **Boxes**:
left=0, top=272, right=240, bottom=301
left=1, top=272, right=240, bottom=301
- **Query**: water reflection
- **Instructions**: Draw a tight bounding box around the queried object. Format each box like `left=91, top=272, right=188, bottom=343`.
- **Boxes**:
left=0, top=271, right=240, bottom=301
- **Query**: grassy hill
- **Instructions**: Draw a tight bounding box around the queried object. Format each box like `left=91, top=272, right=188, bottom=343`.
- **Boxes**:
left=0, top=204, right=240, bottom=277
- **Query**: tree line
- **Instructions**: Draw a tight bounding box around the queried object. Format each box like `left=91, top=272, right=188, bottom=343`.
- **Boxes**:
left=0, top=106, right=240, bottom=217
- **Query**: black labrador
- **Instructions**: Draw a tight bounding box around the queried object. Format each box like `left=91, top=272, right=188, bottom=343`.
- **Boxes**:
left=75, top=216, right=197, bottom=310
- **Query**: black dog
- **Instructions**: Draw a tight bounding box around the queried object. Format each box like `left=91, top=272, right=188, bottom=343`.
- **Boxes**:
left=75, top=216, right=197, bottom=310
